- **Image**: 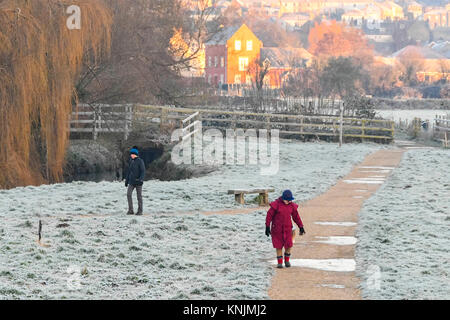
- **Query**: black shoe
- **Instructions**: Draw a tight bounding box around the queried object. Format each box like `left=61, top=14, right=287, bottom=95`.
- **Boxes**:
left=285, top=261, right=291, bottom=268
left=277, top=263, right=283, bottom=269
left=127, top=211, right=134, bottom=215
left=136, top=212, right=143, bottom=216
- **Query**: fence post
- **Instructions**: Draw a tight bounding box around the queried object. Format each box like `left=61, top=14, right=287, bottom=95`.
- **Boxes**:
left=93, top=106, right=98, bottom=141
left=232, top=114, right=237, bottom=130
left=391, top=121, right=395, bottom=141
left=300, top=116, right=304, bottom=136
left=339, top=104, right=344, bottom=147
left=98, top=105, right=102, bottom=134
left=160, top=107, right=167, bottom=131
left=124, top=105, right=131, bottom=141
left=361, top=119, right=366, bottom=143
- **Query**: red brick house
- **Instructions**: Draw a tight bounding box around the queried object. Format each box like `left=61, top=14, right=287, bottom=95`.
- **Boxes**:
left=205, top=24, right=312, bottom=90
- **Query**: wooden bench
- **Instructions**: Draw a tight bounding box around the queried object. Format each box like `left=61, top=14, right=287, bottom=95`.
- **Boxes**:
left=228, top=188, right=275, bottom=206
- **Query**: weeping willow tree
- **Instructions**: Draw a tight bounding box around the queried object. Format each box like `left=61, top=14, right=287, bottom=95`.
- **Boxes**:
left=0, top=0, right=111, bottom=188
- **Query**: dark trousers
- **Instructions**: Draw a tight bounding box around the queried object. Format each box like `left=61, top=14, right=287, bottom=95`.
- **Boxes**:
left=127, top=185, right=143, bottom=213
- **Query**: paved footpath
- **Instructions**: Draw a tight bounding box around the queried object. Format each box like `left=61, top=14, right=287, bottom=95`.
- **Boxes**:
left=199, top=141, right=433, bottom=299
left=268, top=142, right=428, bottom=299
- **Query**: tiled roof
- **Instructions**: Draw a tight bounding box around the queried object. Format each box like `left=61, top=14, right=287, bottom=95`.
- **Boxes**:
left=427, top=41, right=450, bottom=59
left=261, top=47, right=313, bottom=68
left=206, top=25, right=241, bottom=45
left=390, top=45, right=446, bottom=60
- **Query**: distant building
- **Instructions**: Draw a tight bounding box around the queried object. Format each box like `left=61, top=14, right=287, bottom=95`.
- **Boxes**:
left=280, top=0, right=372, bottom=15
left=204, top=23, right=312, bottom=89
left=427, top=41, right=450, bottom=59
left=342, top=8, right=366, bottom=27
left=423, top=8, right=449, bottom=29
left=407, top=1, right=423, bottom=20
left=261, top=47, right=313, bottom=88
left=342, top=2, right=402, bottom=27
left=205, top=24, right=262, bottom=87
left=278, top=12, right=310, bottom=31
left=389, top=45, right=450, bottom=83
left=377, top=1, right=404, bottom=20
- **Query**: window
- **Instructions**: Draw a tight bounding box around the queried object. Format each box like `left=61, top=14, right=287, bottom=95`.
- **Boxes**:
left=234, top=74, right=241, bottom=84
left=208, top=75, right=211, bottom=84
left=246, top=75, right=252, bottom=85
left=220, top=74, right=224, bottom=84
left=214, top=56, right=218, bottom=67
left=235, top=40, right=241, bottom=51
left=220, top=57, right=224, bottom=68
left=208, top=56, right=211, bottom=67
left=246, top=40, right=253, bottom=51
left=264, top=75, right=270, bottom=87
left=238, top=57, right=249, bottom=71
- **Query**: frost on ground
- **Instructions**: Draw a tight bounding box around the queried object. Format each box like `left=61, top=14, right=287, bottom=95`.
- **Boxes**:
left=0, top=211, right=275, bottom=299
left=0, top=141, right=382, bottom=217
left=356, top=148, right=450, bottom=300
left=0, top=141, right=383, bottom=299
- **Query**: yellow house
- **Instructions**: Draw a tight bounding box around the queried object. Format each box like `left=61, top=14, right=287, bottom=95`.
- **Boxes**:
left=407, top=1, right=423, bottom=19
left=205, top=24, right=262, bottom=86
left=377, top=1, right=404, bottom=20
left=226, top=24, right=263, bottom=85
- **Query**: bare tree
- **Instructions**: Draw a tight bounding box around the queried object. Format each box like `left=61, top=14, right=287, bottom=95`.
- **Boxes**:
left=77, top=0, right=219, bottom=106
left=395, top=50, right=424, bottom=87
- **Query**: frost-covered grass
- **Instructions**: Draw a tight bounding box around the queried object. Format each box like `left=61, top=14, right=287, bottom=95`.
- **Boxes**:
left=0, top=141, right=382, bottom=217
left=0, top=211, right=275, bottom=300
left=356, top=148, right=450, bottom=300
left=0, top=141, right=384, bottom=299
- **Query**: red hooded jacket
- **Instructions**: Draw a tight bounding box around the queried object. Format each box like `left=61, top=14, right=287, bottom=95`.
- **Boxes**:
left=266, top=197, right=304, bottom=249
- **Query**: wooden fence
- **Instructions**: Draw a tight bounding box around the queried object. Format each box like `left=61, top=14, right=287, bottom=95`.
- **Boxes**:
left=434, top=114, right=450, bottom=147
left=70, top=104, right=394, bottom=142
left=134, top=105, right=395, bottom=142
left=70, top=104, right=133, bottom=140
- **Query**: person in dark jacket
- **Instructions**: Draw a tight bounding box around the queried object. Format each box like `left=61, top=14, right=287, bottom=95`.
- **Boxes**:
left=265, top=190, right=305, bottom=268
left=125, top=148, right=146, bottom=215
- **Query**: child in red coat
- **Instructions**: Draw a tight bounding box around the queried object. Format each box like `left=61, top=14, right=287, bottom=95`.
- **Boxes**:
left=265, top=190, right=305, bottom=268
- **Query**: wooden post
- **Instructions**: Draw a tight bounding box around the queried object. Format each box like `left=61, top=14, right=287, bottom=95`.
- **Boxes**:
left=124, top=105, right=131, bottom=141
left=98, top=105, right=102, bottom=134
left=391, top=121, right=395, bottom=141
left=266, top=115, right=271, bottom=131
left=259, top=192, right=269, bottom=206
left=160, top=108, right=167, bottom=131
left=445, top=131, right=448, bottom=148
left=93, top=107, right=98, bottom=141
left=339, top=104, right=344, bottom=147
left=231, top=114, right=236, bottom=130
left=235, top=193, right=244, bottom=204
left=38, top=220, right=42, bottom=242
left=361, top=119, right=366, bottom=143
left=300, top=116, right=304, bottom=136
left=179, top=118, right=184, bottom=143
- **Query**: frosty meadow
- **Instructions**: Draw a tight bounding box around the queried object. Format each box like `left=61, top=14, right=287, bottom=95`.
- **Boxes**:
left=171, top=124, right=280, bottom=175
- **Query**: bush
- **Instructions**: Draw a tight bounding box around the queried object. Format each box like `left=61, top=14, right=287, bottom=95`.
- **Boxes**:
left=344, top=95, right=376, bottom=119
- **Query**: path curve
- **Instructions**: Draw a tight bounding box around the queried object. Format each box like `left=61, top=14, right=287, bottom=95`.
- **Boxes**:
left=267, top=146, right=408, bottom=300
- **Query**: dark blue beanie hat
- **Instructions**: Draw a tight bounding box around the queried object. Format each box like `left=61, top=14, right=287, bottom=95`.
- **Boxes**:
left=282, top=190, right=294, bottom=201
left=130, top=148, right=139, bottom=155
